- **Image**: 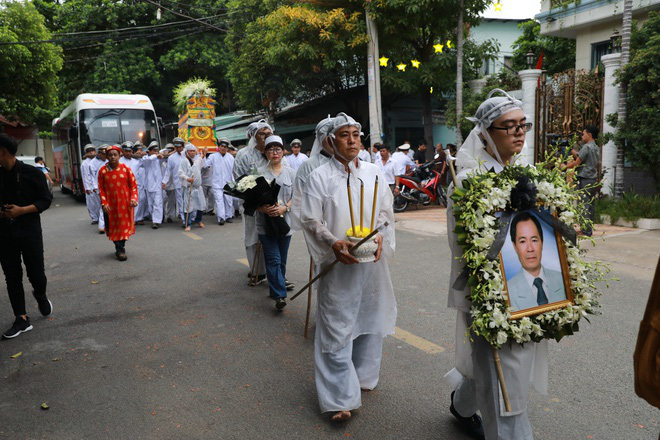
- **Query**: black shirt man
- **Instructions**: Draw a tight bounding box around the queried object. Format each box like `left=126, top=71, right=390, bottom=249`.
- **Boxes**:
left=0, top=134, right=53, bottom=339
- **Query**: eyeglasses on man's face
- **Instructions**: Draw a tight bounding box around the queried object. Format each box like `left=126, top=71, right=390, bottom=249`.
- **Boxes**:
left=490, top=122, right=533, bottom=135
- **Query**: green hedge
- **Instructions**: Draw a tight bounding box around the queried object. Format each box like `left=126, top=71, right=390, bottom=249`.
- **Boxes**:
left=595, top=192, right=660, bottom=223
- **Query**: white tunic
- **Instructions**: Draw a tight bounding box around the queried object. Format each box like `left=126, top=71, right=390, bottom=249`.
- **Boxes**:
left=391, top=151, right=414, bottom=175
left=286, top=152, right=308, bottom=172
left=140, top=155, right=163, bottom=193
left=301, top=158, right=397, bottom=353
left=80, top=158, right=93, bottom=191
left=162, top=152, right=183, bottom=190
left=89, top=157, right=106, bottom=190
left=357, top=149, right=371, bottom=163
left=178, top=155, right=207, bottom=213
left=447, top=145, right=548, bottom=412
left=206, top=152, right=235, bottom=189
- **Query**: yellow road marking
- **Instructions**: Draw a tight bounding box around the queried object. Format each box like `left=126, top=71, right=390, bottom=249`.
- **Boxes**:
left=182, top=231, right=203, bottom=240
left=237, top=258, right=249, bottom=267
left=393, top=327, right=445, bottom=354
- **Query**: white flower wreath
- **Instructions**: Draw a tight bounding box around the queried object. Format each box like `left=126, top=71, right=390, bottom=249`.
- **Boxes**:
left=452, top=162, right=608, bottom=348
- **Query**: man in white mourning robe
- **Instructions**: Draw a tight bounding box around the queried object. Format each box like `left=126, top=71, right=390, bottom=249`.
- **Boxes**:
left=160, top=146, right=176, bottom=222
left=162, top=138, right=186, bottom=222
left=444, top=89, right=547, bottom=440
left=89, top=145, right=108, bottom=234
left=206, top=138, right=235, bottom=225
left=286, top=139, right=308, bottom=172
left=201, top=147, right=215, bottom=215
left=130, top=143, right=148, bottom=224
left=300, top=113, right=396, bottom=422
left=140, top=141, right=165, bottom=229
left=80, top=144, right=99, bottom=224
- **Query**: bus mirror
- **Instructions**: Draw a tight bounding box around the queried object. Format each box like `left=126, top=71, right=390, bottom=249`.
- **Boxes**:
left=68, top=124, right=78, bottom=141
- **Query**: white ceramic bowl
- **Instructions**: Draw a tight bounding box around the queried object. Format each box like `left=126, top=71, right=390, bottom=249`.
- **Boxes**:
left=348, top=236, right=377, bottom=263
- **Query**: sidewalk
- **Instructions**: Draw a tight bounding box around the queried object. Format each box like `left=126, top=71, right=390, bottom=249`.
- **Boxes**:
left=395, top=204, right=641, bottom=239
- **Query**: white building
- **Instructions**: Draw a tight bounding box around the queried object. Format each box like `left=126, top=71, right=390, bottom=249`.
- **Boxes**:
left=536, top=0, right=660, bottom=70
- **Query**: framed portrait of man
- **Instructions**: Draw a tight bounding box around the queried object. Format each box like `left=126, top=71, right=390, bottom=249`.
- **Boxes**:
left=499, top=210, right=574, bottom=319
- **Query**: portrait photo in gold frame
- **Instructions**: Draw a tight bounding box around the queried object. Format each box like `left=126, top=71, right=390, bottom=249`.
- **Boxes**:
left=498, top=210, right=574, bottom=320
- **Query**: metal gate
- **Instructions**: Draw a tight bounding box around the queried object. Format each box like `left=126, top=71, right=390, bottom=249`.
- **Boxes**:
left=534, top=69, right=604, bottom=163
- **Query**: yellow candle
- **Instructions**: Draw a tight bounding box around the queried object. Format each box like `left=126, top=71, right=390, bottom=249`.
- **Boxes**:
left=360, top=178, right=364, bottom=233
left=347, top=174, right=357, bottom=236
left=370, top=175, right=379, bottom=232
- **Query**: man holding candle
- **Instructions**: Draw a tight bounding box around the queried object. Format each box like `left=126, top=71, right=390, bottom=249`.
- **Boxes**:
left=300, top=113, right=396, bottom=422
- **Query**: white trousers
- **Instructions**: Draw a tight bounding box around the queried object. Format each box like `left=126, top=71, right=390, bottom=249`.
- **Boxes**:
left=135, top=187, right=148, bottom=221
left=212, top=187, right=233, bottom=222
left=85, top=192, right=100, bottom=221
left=203, top=185, right=214, bottom=212
left=144, top=190, right=163, bottom=224
left=163, top=189, right=176, bottom=221
left=98, top=204, right=105, bottom=230
left=175, top=187, right=184, bottom=220
left=315, top=331, right=383, bottom=413
left=451, top=332, right=534, bottom=440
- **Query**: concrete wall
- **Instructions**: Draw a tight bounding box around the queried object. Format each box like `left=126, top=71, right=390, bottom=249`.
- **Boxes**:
left=470, top=19, right=526, bottom=75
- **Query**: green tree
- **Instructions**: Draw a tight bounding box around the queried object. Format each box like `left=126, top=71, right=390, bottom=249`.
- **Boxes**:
left=368, top=0, right=496, bottom=146
left=227, top=2, right=367, bottom=117
left=511, top=20, right=575, bottom=75
left=614, top=11, right=660, bottom=188
left=0, top=1, right=63, bottom=125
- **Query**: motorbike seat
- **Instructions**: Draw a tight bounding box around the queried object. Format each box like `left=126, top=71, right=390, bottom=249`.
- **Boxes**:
left=406, top=175, right=422, bottom=184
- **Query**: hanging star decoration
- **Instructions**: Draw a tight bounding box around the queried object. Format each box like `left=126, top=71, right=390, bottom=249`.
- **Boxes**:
left=430, top=87, right=434, bottom=94
left=494, top=1, right=503, bottom=11
left=433, top=43, right=444, bottom=53
left=446, top=40, right=453, bottom=49
left=379, top=56, right=389, bottom=67
left=397, top=63, right=407, bottom=72
left=411, top=59, right=421, bottom=68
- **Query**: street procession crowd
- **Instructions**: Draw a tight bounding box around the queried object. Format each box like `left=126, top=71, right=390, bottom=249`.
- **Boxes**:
left=0, top=88, right=606, bottom=439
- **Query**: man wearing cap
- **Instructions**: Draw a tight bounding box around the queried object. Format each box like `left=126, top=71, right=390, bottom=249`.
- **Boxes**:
left=89, top=145, right=108, bottom=234
left=287, top=139, right=308, bottom=172
left=139, top=141, right=165, bottom=229
left=391, top=144, right=415, bottom=177
left=162, top=137, right=186, bottom=222
left=130, top=143, right=148, bottom=225
left=300, top=113, right=397, bottom=422
left=81, top=144, right=99, bottom=224
left=119, top=141, right=134, bottom=167
left=206, top=138, right=235, bottom=225
left=233, top=120, right=273, bottom=284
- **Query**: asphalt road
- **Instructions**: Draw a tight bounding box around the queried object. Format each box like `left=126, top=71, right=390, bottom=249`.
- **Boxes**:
left=0, top=191, right=658, bottom=439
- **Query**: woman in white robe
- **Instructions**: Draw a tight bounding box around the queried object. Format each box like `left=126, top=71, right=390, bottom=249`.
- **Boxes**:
left=445, top=89, right=548, bottom=440
left=178, top=144, right=207, bottom=231
left=300, top=114, right=396, bottom=422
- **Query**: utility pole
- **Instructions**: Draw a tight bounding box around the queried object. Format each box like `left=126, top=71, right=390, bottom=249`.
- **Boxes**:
left=366, top=10, right=383, bottom=160
left=614, top=0, right=632, bottom=199
left=455, top=1, right=464, bottom=148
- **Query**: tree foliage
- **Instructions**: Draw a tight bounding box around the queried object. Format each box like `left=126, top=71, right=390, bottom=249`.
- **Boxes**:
left=511, top=20, right=575, bottom=75
left=227, top=2, right=367, bottom=113
left=0, top=1, right=63, bottom=125
left=32, top=0, right=231, bottom=123
left=615, top=11, right=660, bottom=187
left=368, top=0, right=496, bottom=145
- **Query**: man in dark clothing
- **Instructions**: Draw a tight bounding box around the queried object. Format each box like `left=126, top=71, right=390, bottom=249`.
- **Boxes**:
left=413, top=139, right=428, bottom=165
left=0, top=134, right=53, bottom=339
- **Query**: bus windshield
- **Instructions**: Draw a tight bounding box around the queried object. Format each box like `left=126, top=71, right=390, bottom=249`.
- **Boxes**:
left=79, top=109, right=159, bottom=147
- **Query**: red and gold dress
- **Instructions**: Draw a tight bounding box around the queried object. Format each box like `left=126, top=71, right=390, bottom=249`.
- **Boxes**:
left=98, top=163, right=138, bottom=241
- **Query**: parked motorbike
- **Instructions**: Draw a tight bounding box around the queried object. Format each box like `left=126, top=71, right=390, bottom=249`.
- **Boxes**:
left=393, top=159, right=447, bottom=212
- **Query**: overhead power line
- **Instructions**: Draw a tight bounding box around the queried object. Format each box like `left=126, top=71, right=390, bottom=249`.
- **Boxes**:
left=139, top=0, right=228, bottom=33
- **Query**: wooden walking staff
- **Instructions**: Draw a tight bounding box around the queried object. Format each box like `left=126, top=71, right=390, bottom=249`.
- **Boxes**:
left=290, top=223, right=388, bottom=302
left=447, top=156, right=512, bottom=413
left=304, top=256, right=314, bottom=338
